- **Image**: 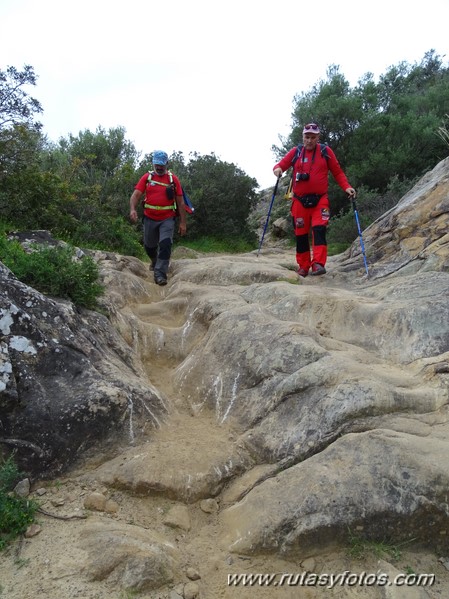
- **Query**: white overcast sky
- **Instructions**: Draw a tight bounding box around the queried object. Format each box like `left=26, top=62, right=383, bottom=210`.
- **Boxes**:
left=1, top=0, right=449, bottom=190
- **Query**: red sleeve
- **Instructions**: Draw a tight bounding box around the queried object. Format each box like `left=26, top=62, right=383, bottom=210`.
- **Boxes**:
left=273, top=148, right=298, bottom=174
left=135, top=173, right=149, bottom=193
left=326, top=147, right=351, bottom=191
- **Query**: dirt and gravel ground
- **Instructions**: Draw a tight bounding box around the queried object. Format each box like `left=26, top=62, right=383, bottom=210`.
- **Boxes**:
left=1, top=409, right=449, bottom=599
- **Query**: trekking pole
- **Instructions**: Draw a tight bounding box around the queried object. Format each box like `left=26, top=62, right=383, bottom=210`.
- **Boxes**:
left=351, top=197, right=370, bottom=277
left=257, top=177, right=280, bottom=257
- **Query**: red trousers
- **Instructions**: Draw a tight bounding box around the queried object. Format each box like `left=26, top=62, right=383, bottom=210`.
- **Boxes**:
left=291, top=195, right=330, bottom=270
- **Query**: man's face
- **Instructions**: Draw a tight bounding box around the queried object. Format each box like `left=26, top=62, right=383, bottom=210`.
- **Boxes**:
left=154, top=164, right=167, bottom=175
left=303, top=133, right=319, bottom=150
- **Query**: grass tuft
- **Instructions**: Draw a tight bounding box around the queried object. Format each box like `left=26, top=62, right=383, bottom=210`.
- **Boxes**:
left=347, top=528, right=416, bottom=561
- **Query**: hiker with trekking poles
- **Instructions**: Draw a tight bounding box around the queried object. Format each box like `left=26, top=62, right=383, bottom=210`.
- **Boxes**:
left=129, top=150, right=187, bottom=286
left=272, top=123, right=356, bottom=278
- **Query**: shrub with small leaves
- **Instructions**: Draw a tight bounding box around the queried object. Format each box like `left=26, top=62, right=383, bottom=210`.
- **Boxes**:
left=0, top=455, right=38, bottom=550
left=0, top=236, right=104, bottom=309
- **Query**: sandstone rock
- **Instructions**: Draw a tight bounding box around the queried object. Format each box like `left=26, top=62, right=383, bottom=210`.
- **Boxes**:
left=24, top=523, right=41, bottom=538
left=338, top=156, right=449, bottom=276
left=83, top=152, right=449, bottom=558
left=300, top=557, right=316, bottom=571
left=51, top=498, right=65, bottom=507
left=80, top=518, right=179, bottom=592
left=186, top=566, right=201, bottom=580
left=89, top=412, right=252, bottom=503
left=13, top=478, right=30, bottom=497
left=163, top=505, right=191, bottom=531
left=272, top=217, right=290, bottom=237
left=105, top=499, right=119, bottom=513
left=199, top=498, right=219, bottom=514
left=0, top=250, right=169, bottom=477
left=378, top=559, right=432, bottom=598
left=439, top=556, right=449, bottom=571
left=83, top=492, right=107, bottom=511
left=221, top=429, right=449, bottom=557
left=183, top=581, right=200, bottom=598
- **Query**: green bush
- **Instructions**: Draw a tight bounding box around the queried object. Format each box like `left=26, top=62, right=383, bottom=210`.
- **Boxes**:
left=0, top=235, right=104, bottom=309
left=327, top=210, right=361, bottom=245
left=0, top=455, right=38, bottom=550
left=328, top=242, right=351, bottom=256
left=175, top=236, right=255, bottom=254
left=68, top=215, right=146, bottom=258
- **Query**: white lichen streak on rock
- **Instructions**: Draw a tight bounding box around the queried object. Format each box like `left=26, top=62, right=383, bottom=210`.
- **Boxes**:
left=220, top=369, right=240, bottom=424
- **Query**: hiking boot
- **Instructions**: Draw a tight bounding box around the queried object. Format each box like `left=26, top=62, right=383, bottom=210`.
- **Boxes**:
left=297, top=268, right=309, bottom=278
left=154, top=274, right=167, bottom=286
left=311, top=263, right=326, bottom=276
left=149, top=262, right=155, bottom=272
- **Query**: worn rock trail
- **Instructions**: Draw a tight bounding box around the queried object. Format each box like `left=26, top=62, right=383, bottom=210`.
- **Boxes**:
left=2, top=156, right=449, bottom=598
left=1, top=245, right=449, bottom=599
left=89, top=249, right=449, bottom=598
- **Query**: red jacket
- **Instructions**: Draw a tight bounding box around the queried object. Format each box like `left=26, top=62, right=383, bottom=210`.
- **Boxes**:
left=135, top=171, right=182, bottom=221
left=274, top=145, right=351, bottom=197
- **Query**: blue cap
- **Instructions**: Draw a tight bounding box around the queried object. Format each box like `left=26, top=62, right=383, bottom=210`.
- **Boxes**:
left=152, top=150, right=168, bottom=165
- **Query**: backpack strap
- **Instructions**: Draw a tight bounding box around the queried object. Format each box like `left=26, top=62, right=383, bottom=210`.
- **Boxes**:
left=284, top=143, right=329, bottom=201
left=292, top=143, right=329, bottom=166
left=319, top=143, right=329, bottom=160
left=291, top=144, right=304, bottom=167
left=143, top=171, right=176, bottom=211
left=284, top=145, right=303, bottom=200
left=146, top=170, right=174, bottom=188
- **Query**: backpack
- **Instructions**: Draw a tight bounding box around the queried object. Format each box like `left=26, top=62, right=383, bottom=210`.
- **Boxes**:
left=284, top=143, right=330, bottom=200
left=182, top=189, right=195, bottom=214
left=145, top=171, right=194, bottom=214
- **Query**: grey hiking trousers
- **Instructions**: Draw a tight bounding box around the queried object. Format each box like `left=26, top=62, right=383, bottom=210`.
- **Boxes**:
left=143, top=216, right=176, bottom=278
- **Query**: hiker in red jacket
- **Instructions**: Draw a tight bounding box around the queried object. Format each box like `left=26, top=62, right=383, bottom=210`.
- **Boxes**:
left=129, top=151, right=187, bottom=286
left=273, top=123, right=356, bottom=277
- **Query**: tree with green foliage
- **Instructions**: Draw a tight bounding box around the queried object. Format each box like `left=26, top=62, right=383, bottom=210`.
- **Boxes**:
left=0, top=65, right=68, bottom=235
left=279, top=51, right=448, bottom=193
left=273, top=50, right=449, bottom=245
left=169, top=152, right=259, bottom=245
left=0, top=65, right=43, bottom=180
left=48, top=126, right=139, bottom=206
left=0, top=65, right=42, bottom=129
left=42, top=126, right=143, bottom=252
left=2, top=54, right=449, bottom=258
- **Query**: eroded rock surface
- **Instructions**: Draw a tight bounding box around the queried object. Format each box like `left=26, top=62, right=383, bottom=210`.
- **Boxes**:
left=0, top=157, right=448, bottom=597
left=0, top=255, right=169, bottom=475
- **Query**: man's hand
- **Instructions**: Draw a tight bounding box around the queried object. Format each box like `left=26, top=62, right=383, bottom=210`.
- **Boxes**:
left=273, top=167, right=282, bottom=178
left=346, top=187, right=356, bottom=199
left=129, top=189, right=143, bottom=222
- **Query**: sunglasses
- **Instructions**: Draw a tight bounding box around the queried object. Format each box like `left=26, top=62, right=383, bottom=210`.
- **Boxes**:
left=304, top=124, right=320, bottom=131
